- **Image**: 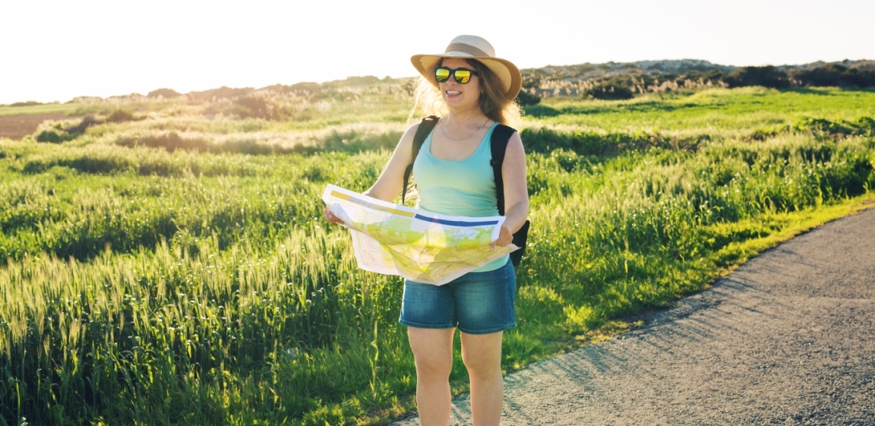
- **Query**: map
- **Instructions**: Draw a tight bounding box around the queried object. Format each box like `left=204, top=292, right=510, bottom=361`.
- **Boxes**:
left=322, top=184, right=518, bottom=285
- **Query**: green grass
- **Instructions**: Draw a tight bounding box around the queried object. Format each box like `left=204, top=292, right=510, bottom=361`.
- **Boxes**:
left=526, top=87, right=875, bottom=139
left=1, top=86, right=874, bottom=425
left=0, top=103, right=83, bottom=117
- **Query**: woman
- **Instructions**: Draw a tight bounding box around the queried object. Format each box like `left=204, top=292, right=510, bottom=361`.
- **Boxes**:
left=325, top=35, right=528, bottom=426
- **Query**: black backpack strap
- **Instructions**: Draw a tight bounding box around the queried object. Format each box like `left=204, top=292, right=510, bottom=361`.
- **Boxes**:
left=490, top=124, right=529, bottom=267
left=489, top=124, right=517, bottom=215
left=402, top=115, right=439, bottom=204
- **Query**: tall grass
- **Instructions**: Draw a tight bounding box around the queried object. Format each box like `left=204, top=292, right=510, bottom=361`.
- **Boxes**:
left=0, top=142, right=392, bottom=266
left=1, top=87, right=873, bottom=424
left=526, top=87, right=875, bottom=140
left=520, top=133, right=873, bottom=328
left=0, top=229, right=399, bottom=424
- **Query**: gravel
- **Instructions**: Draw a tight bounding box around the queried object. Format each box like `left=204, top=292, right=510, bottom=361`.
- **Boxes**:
left=392, top=207, right=875, bottom=425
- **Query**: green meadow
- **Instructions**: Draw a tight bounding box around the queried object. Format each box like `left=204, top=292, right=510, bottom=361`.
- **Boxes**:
left=1, top=83, right=874, bottom=425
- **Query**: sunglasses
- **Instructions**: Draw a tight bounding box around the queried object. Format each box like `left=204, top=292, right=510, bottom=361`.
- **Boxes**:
left=434, top=67, right=479, bottom=84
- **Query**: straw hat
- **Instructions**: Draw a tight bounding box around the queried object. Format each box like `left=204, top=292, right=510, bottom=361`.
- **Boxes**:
left=411, top=35, right=522, bottom=102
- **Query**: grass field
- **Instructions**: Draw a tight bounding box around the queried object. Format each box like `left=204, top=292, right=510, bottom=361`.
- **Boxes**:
left=1, top=84, right=874, bottom=425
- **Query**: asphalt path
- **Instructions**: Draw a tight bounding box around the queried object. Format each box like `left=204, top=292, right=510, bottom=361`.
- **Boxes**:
left=393, top=206, right=875, bottom=425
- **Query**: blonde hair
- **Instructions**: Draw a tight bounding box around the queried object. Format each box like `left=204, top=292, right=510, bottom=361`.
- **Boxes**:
left=410, top=59, right=522, bottom=129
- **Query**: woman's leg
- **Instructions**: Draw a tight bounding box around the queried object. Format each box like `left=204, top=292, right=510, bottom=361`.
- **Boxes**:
left=460, top=331, right=504, bottom=426
left=408, top=326, right=455, bottom=426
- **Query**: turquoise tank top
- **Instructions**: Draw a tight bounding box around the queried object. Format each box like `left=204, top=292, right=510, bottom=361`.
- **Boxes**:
left=413, top=123, right=508, bottom=272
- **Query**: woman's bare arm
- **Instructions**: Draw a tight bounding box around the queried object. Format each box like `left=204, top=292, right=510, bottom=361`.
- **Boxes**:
left=323, top=123, right=420, bottom=224
left=362, top=123, right=420, bottom=202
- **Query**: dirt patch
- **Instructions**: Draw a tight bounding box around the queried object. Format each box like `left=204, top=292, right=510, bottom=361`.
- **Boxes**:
left=0, top=112, right=69, bottom=140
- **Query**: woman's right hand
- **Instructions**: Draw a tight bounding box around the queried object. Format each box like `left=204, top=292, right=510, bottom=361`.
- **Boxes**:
left=323, top=205, right=345, bottom=225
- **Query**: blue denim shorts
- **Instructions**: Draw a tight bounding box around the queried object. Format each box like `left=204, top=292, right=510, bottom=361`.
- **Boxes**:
left=399, top=260, right=516, bottom=334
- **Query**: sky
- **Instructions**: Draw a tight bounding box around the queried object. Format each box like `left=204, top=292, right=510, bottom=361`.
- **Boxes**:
left=1, top=0, right=873, bottom=105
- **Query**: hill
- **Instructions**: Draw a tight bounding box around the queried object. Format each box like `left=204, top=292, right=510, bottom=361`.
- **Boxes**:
left=520, top=59, right=875, bottom=99
left=4, top=59, right=874, bottom=110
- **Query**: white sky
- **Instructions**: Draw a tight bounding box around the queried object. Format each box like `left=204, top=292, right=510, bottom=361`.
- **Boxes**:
left=1, top=0, right=873, bottom=105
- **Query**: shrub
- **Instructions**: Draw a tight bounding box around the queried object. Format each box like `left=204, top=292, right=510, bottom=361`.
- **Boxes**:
left=232, top=96, right=275, bottom=120
left=105, top=109, right=139, bottom=123
left=34, top=116, right=101, bottom=143
left=791, top=64, right=846, bottom=87
left=791, top=64, right=875, bottom=88
left=724, top=66, right=791, bottom=89
left=583, top=82, right=634, bottom=100
left=287, top=82, right=323, bottom=96
left=676, top=70, right=727, bottom=87
left=147, top=88, right=182, bottom=98
left=845, top=67, right=875, bottom=87
left=35, top=122, right=69, bottom=143
left=516, top=90, right=541, bottom=106
left=795, top=116, right=875, bottom=137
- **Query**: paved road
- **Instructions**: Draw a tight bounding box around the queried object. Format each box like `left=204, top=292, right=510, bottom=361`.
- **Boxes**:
left=393, top=207, right=875, bottom=425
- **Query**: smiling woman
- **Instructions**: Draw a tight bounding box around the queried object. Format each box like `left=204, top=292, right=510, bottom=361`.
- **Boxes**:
left=323, top=34, right=529, bottom=426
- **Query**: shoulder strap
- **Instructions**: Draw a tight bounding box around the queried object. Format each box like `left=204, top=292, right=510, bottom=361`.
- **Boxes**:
left=490, top=124, right=516, bottom=215
left=402, top=115, right=439, bottom=204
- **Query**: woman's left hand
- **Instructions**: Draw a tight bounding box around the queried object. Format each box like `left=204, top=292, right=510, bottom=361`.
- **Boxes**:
left=490, top=225, right=513, bottom=250
left=323, top=205, right=345, bottom=225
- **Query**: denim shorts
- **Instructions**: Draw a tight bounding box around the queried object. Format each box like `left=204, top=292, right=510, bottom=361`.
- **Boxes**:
left=399, top=260, right=516, bottom=334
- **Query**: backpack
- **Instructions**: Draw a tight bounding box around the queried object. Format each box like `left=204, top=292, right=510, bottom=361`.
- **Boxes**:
left=402, top=115, right=530, bottom=267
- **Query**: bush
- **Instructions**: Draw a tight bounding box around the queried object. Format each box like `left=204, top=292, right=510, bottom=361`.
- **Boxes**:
left=66, top=115, right=101, bottom=134
left=286, top=82, right=323, bottom=96
left=845, top=67, right=875, bottom=87
left=724, top=66, right=791, bottom=89
left=676, top=70, right=727, bottom=87
left=791, top=64, right=875, bottom=88
left=105, top=109, right=139, bottom=123
left=516, top=90, right=541, bottom=106
left=147, top=88, right=182, bottom=98
left=795, top=116, right=875, bottom=137
left=35, top=116, right=102, bottom=143
left=232, top=96, right=275, bottom=120
left=583, top=82, right=634, bottom=100
left=791, top=64, right=846, bottom=87
left=35, top=123, right=69, bottom=143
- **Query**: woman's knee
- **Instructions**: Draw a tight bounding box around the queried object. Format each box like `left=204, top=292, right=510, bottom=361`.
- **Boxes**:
left=414, top=353, right=453, bottom=381
left=462, top=351, right=500, bottom=378
left=460, top=332, right=503, bottom=377
left=408, top=327, right=454, bottom=380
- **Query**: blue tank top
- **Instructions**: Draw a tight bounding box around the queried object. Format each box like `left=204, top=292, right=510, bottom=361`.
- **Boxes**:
left=413, top=123, right=508, bottom=272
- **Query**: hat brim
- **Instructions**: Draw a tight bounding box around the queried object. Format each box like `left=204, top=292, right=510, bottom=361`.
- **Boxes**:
left=411, top=53, right=522, bottom=103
